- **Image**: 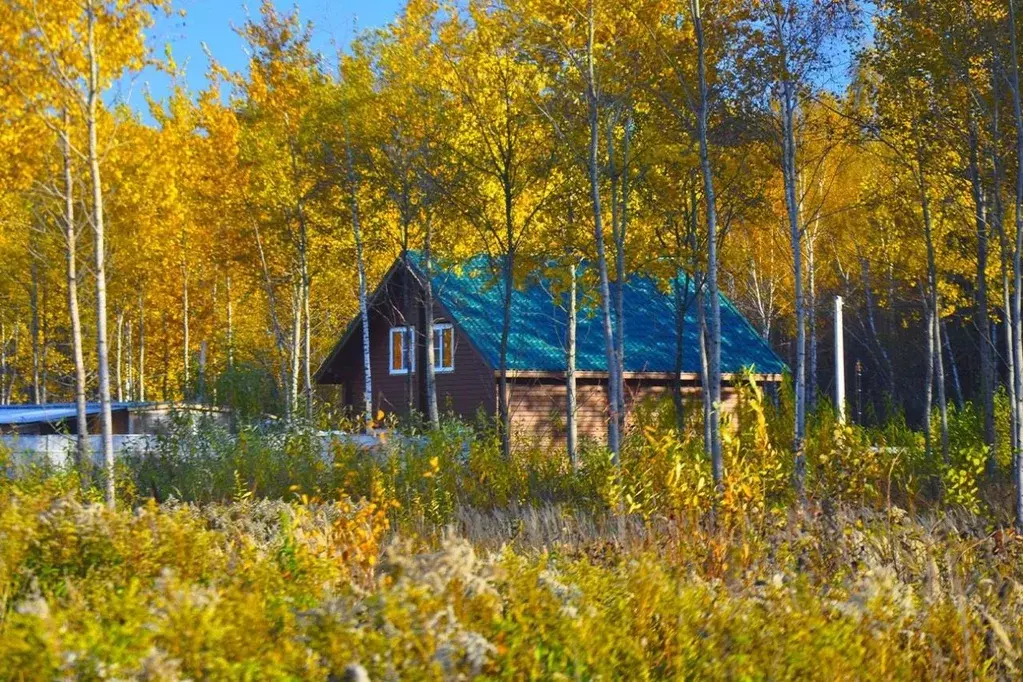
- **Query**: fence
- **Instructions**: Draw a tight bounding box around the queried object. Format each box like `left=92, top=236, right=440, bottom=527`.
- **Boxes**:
left=1, top=435, right=156, bottom=469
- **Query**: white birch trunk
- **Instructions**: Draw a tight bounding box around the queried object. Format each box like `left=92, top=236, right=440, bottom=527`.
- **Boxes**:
left=298, top=212, right=313, bottom=422
left=343, top=121, right=374, bottom=430
left=182, top=262, right=190, bottom=398
left=698, top=282, right=712, bottom=458
left=138, top=293, right=145, bottom=402
left=807, top=228, right=817, bottom=412
left=86, top=0, right=115, bottom=507
left=969, top=122, right=996, bottom=471
left=1008, top=0, right=1023, bottom=528
left=693, top=0, right=723, bottom=488
left=0, top=323, right=6, bottom=406
left=672, top=273, right=689, bottom=433
left=923, top=294, right=935, bottom=492
left=424, top=215, right=440, bottom=429
left=566, top=260, right=579, bottom=467
left=226, top=276, right=234, bottom=370
left=942, top=319, right=963, bottom=410
left=127, top=320, right=134, bottom=401
left=933, top=310, right=949, bottom=464
left=289, top=283, right=302, bottom=422
left=781, top=77, right=807, bottom=497
left=585, top=0, right=622, bottom=460
left=303, top=275, right=312, bottom=421
left=30, top=258, right=41, bottom=403
left=253, top=222, right=290, bottom=410
left=919, top=162, right=949, bottom=466
left=116, top=311, right=124, bottom=403
left=199, top=340, right=208, bottom=404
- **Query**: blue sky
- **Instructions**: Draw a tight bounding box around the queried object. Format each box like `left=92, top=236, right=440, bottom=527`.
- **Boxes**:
left=133, top=0, right=403, bottom=111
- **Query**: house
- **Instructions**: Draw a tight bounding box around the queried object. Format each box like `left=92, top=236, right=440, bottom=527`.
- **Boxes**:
left=314, top=253, right=786, bottom=443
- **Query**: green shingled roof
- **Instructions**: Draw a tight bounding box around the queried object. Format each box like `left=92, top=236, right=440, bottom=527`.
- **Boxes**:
left=408, top=253, right=786, bottom=376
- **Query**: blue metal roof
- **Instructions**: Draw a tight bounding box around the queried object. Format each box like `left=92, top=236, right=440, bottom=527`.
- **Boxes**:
left=409, top=253, right=787, bottom=376
left=0, top=402, right=147, bottom=425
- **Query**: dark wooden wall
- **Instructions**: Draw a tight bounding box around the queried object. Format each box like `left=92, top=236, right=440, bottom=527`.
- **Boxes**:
left=320, top=266, right=496, bottom=421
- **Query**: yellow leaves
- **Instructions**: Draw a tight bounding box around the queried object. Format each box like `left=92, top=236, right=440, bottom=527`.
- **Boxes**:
left=422, top=456, right=441, bottom=479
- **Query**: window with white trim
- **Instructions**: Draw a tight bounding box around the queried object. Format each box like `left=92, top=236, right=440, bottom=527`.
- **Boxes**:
left=433, top=323, right=455, bottom=372
left=389, top=326, right=415, bottom=374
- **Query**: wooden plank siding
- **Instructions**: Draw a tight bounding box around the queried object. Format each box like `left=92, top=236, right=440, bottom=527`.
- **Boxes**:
left=506, top=376, right=740, bottom=444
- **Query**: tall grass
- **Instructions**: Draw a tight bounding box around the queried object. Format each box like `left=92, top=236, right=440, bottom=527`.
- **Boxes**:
left=109, top=373, right=1015, bottom=526
left=2, top=381, right=1019, bottom=678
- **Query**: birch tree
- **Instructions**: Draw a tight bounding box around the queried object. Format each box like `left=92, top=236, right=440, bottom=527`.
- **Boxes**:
left=438, top=4, right=559, bottom=458
left=738, top=0, right=856, bottom=498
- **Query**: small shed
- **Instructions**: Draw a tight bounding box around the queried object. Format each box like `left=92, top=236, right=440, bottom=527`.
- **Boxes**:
left=0, top=402, right=230, bottom=436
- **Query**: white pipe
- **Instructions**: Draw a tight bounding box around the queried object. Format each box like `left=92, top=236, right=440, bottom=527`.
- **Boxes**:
left=835, top=296, right=846, bottom=423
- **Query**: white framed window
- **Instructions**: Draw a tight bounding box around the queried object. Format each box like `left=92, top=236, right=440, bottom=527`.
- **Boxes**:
left=389, top=326, right=415, bottom=375
left=433, top=323, right=455, bottom=372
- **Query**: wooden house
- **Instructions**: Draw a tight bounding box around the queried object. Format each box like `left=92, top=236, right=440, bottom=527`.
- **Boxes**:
left=315, top=253, right=786, bottom=442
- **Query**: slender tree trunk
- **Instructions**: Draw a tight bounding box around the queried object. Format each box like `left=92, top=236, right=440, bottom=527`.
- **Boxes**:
left=40, top=278, right=50, bottom=404
left=807, top=231, right=817, bottom=412
left=297, top=210, right=313, bottom=422
left=116, top=311, right=124, bottom=403
left=698, top=282, right=712, bottom=459
left=61, top=110, right=89, bottom=466
left=919, top=162, right=949, bottom=465
left=302, top=260, right=312, bottom=421
left=586, top=0, right=621, bottom=460
left=182, top=262, right=190, bottom=399
left=499, top=244, right=513, bottom=457
left=303, top=276, right=312, bottom=420
left=6, top=326, right=19, bottom=405
left=424, top=215, right=440, bottom=429
left=970, top=122, right=996, bottom=473
left=933, top=311, right=950, bottom=464
left=342, top=124, right=374, bottom=430
left=566, top=259, right=579, bottom=467
left=1006, top=267, right=1018, bottom=459
left=1001, top=219, right=1018, bottom=462
left=226, top=276, right=235, bottom=370
left=612, top=113, right=632, bottom=431
left=403, top=246, right=414, bottom=415
left=780, top=78, right=806, bottom=496
left=923, top=291, right=936, bottom=494
left=30, top=258, right=41, bottom=403
left=942, top=319, right=963, bottom=410
left=86, top=1, right=116, bottom=507
left=254, top=222, right=290, bottom=413
left=992, top=53, right=1017, bottom=465
left=289, top=283, right=302, bottom=422
left=860, top=255, right=896, bottom=397
left=198, top=340, right=208, bottom=404
left=162, top=312, right=170, bottom=401
left=127, top=320, right=134, bottom=401
left=693, top=0, right=723, bottom=487
left=0, top=323, right=7, bottom=405
left=1010, top=0, right=1023, bottom=529
left=138, top=294, right=145, bottom=402
left=672, top=273, right=689, bottom=433
left=607, top=114, right=622, bottom=425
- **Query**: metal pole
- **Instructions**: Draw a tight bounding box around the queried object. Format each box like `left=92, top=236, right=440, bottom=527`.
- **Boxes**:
left=835, top=296, right=846, bottom=423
